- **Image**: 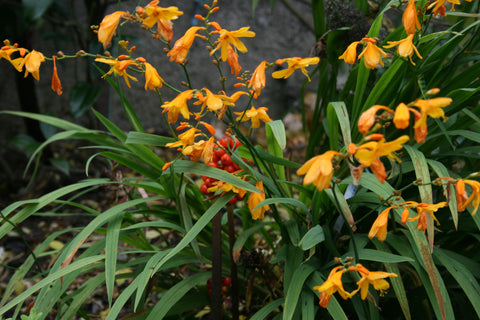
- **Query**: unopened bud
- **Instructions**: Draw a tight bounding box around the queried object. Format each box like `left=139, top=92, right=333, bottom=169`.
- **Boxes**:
left=56, top=51, right=64, bottom=58
left=75, top=50, right=86, bottom=57
left=163, top=48, right=169, bottom=53
left=104, top=51, right=111, bottom=57
left=212, top=59, right=218, bottom=66
left=181, top=81, right=189, bottom=87
left=211, top=6, right=219, bottom=13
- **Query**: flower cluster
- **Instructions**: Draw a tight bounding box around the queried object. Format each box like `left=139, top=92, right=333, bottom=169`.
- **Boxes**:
left=313, top=262, right=397, bottom=308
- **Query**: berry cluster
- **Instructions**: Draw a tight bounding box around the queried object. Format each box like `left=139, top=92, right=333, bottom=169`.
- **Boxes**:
left=206, top=276, right=232, bottom=297
left=200, top=136, right=246, bottom=204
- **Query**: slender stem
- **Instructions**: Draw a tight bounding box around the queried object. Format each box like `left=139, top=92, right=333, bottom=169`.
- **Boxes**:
left=227, top=205, right=239, bottom=320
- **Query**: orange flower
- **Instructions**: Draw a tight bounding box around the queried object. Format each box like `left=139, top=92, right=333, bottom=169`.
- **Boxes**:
left=0, top=44, right=24, bottom=72
left=383, top=34, right=422, bottom=65
left=402, top=0, right=421, bottom=35
left=339, top=41, right=361, bottom=65
left=235, top=106, right=272, bottom=128
left=167, top=26, right=203, bottom=63
left=248, top=61, right=266, bottom=97
left=403, top=201, right=447, bottom=231
left=20, top=50, right=45, bottom=80
left=353, top=264, right=398, bottom=300
left=210, top=26, right=255, bottom=62
left=297, top=150, right=342, bottom=191
left=358, top=38, right=387, bottom=69
left=166, top=127, right=200, bottom=149
left=248, top=181, right=270, bottom=220
left=412, top=97, right=452, bottom=142
left=143, top=62, right=164, bottom=90
left=161, top=90, right=194, bottom=123
left=313, top=266, right=351, bottom=308
left=357, top=105, right=393, bottom=135
left=393, top=103, right=410, bottom=129
left=95, top=57, right=138, bottom=87
left=368, top=206, right=397, bottom=241
left=97, top=11, right=129, bottom=49
left=457, top=179, right=480, bottom=215
left=272, top=57, right=320, bottom=80
left=226, top=44, right=242, bottom=75
left=428, top=0, right=464, bottom=16
left=51, top=56, right=62, bottom=95
left=139, top=1, right=183, bottom=42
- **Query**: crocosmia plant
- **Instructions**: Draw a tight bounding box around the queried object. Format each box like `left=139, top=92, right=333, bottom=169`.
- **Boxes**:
left=1, top=0, right=480, bottom=319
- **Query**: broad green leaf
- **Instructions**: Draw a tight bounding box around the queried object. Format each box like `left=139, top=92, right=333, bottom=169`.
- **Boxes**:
left=254, top=197, right=310, bottom=215
left=125, top=131, right=176, bottom=146
left=299, top=225, right=325, bottom=250
left=250, top=298, right=285, bottom=320
left=233, top=221, right=274, bottom=253
left=427, top=159, right=457, bottom=228
left=266, top=120, right=287, bottom=183
left=171, top=160, right=259, bottom=193
left=325, top=185, right=355, bottom=229
left=356, top=248, right=414, bottom=263
left=283, top=263, right=316, bottom=320
left=434, top=248, right=480, bottom=319
left=1, top=111, right=88, bottom=132
left=327, top=102, right=351, bottom=150
left=106, top=214, right=123, bottom=306
left=145, top=272, right=211, bottom=320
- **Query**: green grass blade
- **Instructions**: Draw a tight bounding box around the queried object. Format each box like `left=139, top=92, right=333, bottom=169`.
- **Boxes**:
left=250, top=298, right=285, bottom=320
left=125, top=131, right=176, bottom=146
left=283, top=263, right=316, bottom=320
left=106, top=214, right=123, bottom=306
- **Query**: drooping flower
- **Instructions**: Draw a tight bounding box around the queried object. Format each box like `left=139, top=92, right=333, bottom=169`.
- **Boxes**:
left=393, top=103, right=411, bottom=129
left=167, top=26, right=203, bottom=63
left=457, top=179, right=480, bottom=216
left=161, top=90, right=194, bottom=123
left=358, top=38, right=387, bottom=69
left=98, top=11, right=129, bottom=49
left=226, top=44, right=242, bottom=75
left=411, top=97, right=452, bottom=142
left=20, top=50, right=45, bottom=80
left=51, top=56, right=62, bottom=95
left=235, top=106, right=272, bottom=128
left=272, top=57, right=320, bottom=80
left=428, top=0, right=467, bottom=16
left=166, top=127, right=201, bottom=149
left=313, top=266, right=351, bottom=308
left=339, top=41, right=361, bottom=65
left=0, top=43, right=24, bottom=72
left=353, top=264, right=398, bottom=300
left=368, top=206, right=397, bottom=241
left=95, top=57, right=138, bottom=88
left=138, top=1, right=183, bottom=42
left=402, top=201, right=447, bottom=231
left=143, top=62, right=164, bottom=90
left=297, top=150, right=343, bottom=191
left=402, top=0, right=421, bottom=35
left=357, top=105, right=393, bottom=135
left=210, top=26, right=255, bottom=62
left=248, top=181, right=270, bottom=220
left=383, top=34, right=422, bottom=65
left=248, top=60, right=267, bottom=98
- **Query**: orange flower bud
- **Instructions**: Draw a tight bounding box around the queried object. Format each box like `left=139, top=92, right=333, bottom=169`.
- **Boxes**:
left=401, top=207, right=409, bottom=223
left=393, top=102, right=410, bottom=129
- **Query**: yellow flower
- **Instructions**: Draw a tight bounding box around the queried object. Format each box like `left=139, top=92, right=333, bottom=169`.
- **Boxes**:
left=161, top=90, right=194, bottom=123
left=272, top=57, right=320, bottom=80
left=97, top=11, right=129, bottom=49
left=411, top=97, right=452, bottom=142
left=368, top=206, right=397, bottom=241
left=139, top=1, right=183, bottom=42
left=358, top=38, right=387, bottom=69
left=95, top=57, right=138, bottom=88
left=51, top=56, right=62, bottom=95
left=402, top=201, right=446, bottom=231
left=357, top=105, right=393, bottom=135
left=20, top=50, right=45, bottom=80
left=0, top=44, right=24, bottom=72
left=384, top=34, right=422, bottom=65
left=248, top=60, right=267, bottom=98
left=313, top=266, right=351, bottom=308
left=167, top=26, right=203, bottom=63
left=143, top=62, right=164, bottom=90
left=235, top=106, right=272, bottom=128
left=428, top=0, right=466, bottom=16
left=457, top=179, right=480, bottom=216
left=402, top=0, right=421, bottom=35
left=339, top=41, right=361, bottom=65
left=210, top=26, right=255, bottom=62
left=297, top=150, right=342, bottom=191
left=248, top=181, right=270, bottom=220
left=393, top=103, right=411, bottom=129
left=353, top=264, right=398, bottom=300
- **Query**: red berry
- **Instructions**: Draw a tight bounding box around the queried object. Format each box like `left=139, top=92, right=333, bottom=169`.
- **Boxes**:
left=215, top=148, right=226, bottom=158
left=207, top=161, right=218, bottom=168
left=224, top=165, right=235, bottom=173
left=200, top=183, right=209, bottom=195
left=222, top=277, right=232, bottom=286
left=221, top=153, right=232, bottom=165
